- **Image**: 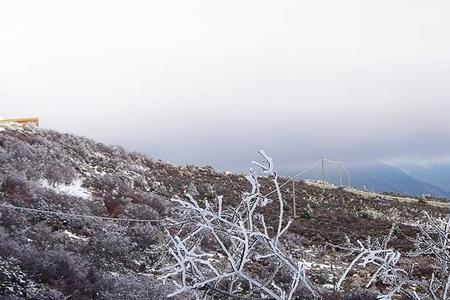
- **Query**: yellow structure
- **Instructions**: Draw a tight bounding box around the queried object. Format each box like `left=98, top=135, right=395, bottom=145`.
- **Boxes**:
left=0, top=117, right=39, bottom=127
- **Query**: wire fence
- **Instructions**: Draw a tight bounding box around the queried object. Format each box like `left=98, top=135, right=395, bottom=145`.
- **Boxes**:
left=0, top=203, right=163, bottom=223
left=0, top=156, right=350, bottom=224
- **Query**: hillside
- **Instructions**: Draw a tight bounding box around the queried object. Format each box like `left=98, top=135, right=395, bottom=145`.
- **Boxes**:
left=395, top=162, right=450, bottom=194
left=1, top=124, right=449, bottom=299
left=348, top=163, right=450, bottom=198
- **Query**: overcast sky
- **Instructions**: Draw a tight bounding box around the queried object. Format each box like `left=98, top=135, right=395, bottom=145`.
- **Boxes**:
left=1, top=0, right=450, bottom=172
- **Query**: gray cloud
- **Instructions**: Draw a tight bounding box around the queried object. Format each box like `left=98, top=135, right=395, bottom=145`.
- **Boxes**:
left=1, top=0, right=450, bottom=172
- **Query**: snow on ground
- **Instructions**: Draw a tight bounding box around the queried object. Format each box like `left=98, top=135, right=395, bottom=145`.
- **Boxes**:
left=304, top=179, right=450, bottom=208
left=301, top=260, right=341, bottom=270
left=39, top=178, right=92, bottom=200
left=0, top=122, right=21, bottom=131
left=63, top=230, right=89, bottom=241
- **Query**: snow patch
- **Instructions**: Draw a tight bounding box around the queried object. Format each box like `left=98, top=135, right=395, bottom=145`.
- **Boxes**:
left=0, top=122, right=21, bottom=131
left=63, top=230, right=89, bottom=241
left=301, top=260, right=341, bottom=270
left=39, top=178, right=92, bottom=200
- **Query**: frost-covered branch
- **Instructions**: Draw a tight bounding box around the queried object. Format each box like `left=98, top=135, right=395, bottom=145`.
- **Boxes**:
left=337, top=212, right=450, bottom=300
left=409, top=212, right=450, bottom=300
left=335, top=227, right=406, bottom=299
left=160, top=151, right=317, bottom=299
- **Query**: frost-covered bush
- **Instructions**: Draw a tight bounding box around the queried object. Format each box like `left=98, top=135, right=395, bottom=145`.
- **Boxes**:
left=90, top=223, right=132, bottom=258
left=99, top=274, right=187, bottom=300
left=0, top=209, right=29, bottom=231
left=42, top=164, right=76, bottom=186
left=125, top=203, right=160, bottom=221
left=161, top=151, right=317, bottom=299
left=302, top=203, right=313, bottom=219
left=322, top=292, right=378, bottom=300
left=25, top=286, right=65, bottom=300
left=19, top=249, right=102, bottom=300
left=142, top=193, right=167, bottom=215
left=1, top=175, right=31, bottom=197
left=0, top=228, right=22, bottom=259
left=0, top=258, right=27, bottom=297
left=335, top=213, right=450, bottom=300
left=128, top=223, right=161, bottom=250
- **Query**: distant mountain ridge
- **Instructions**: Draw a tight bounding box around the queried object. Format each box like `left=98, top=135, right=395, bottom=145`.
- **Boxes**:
left=394, top=163, right=450, bottom=194
left=285, top=162, right=450, bottom=199
left=347, top=163, right=450, bottom=199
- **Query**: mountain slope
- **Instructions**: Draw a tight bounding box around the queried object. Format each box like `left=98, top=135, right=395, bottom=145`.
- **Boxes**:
left=348, top=163, right=450, bottom=198
left=395, top=163, right=450, bottom=193
left=1, top=123, right=449, bottom=299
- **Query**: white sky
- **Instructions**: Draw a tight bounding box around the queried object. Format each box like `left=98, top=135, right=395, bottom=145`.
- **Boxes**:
left=1, top=0, right=450, bottom=171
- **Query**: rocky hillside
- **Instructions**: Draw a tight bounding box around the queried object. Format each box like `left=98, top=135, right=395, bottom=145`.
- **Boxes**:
left=1, top=124, right=448, bottom=299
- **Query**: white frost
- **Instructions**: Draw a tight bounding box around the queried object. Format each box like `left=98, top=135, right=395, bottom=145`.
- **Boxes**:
left=301, top=261, right=339, bottom=270
left=39, top=178, right=92, bottom=200
left=63, top=230, right=88, bottom=241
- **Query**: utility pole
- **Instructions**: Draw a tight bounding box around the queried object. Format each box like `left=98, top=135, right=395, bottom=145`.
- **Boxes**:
left=339, top=162, right=343, bottom=187
left=292, top=180, right=297, bottom=218
left=321, top=157, right=325, bottom=191
left=348, top=172, right=352, bottom=189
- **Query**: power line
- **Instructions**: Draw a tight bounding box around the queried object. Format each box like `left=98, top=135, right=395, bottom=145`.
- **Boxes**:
left=263, top=160, right=322, bottom=198
left=323, top=158, right=351, bottom=188
left=263, top=157, right=351, bottom=198
left=0, top=157, right=350, bottom=223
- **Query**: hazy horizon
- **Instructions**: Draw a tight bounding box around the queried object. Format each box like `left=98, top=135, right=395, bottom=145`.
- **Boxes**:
left=2, top=0, right=450, bottom=172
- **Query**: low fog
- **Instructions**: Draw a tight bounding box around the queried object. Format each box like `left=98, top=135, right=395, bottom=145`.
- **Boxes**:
left=1, top=0, right=450, bottom=171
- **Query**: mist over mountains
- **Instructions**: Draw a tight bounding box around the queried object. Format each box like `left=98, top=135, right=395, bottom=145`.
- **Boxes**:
left=283, top=161, right=450, bottom=199
left=394, top=162, right=450, bottom=194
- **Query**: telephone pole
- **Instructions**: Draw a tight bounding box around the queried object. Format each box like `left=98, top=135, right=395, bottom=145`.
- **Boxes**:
left=292, top=180, right=297, bottom=218
left=321, top=157, right=325, bottom=191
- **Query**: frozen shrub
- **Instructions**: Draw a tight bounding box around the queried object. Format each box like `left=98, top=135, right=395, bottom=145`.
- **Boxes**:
left=99, top=274, right=186, bottom=300
left=26, top=221, right=54, bottom=248
left=90, top=223, right=132, bottom=258
left=417, top=197, right=427, bottom=205
left=0, top=209, right=29, bottom=231
left=42, top=164, right=76, bottom=186
left=102, top=196, right=130, bottom=217
left=322, top=291, right=378, bottom=300
left=185, top=182, right=199, bottom=197
left=161, top=151, right=318, bottom=299
left=143, top=193, right=167, bottom=215
left=1, top=296, right=25, bottom=300
left=19, top=249, right=101, bottom=300
left=0, top=227, right=21, bottom=258
left=128, top=223, right=161, bottom=250
left=124, top=203, right=159, bottom=221
left=1, top=175, right=29, bottom=196
left=0, top=258, right=27, bottom=297
left=0, top=149, right=10, bottom=163
left=335, top=215, right=450, bottom=299
left=302, top=203, right=313, bottom=219
left=26, top=286, right=65, bottom=300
